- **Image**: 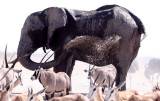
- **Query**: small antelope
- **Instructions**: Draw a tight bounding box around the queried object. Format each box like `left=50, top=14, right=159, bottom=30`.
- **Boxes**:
left=127, top=91, right=160, bottom=101
left=104, top=81, right=126, bottom=101
left=49, top=75, right=105, bottom=101
left=26, top=87, right=47, bottom=101
left=0, top=67, right=14, bottom=88
left=49, top=93, right=90, bottom=101
left=1, top=70, right=23, bottom=93
left=10, top=87, right=47, bottom=101
left=31, top=53, right=70, bottom=100
left=84, top=64, right=116, bottom=90
left=31, top=67, right=70, bottom=100
left=10, top=72, right=23, bottom=92
left=104, top=81, right=142, bottom=101
left=0, top=69, right=23, bottom=101
left=87, top=74, right=105, bottom=101
left=118, top=90, right=139, bottom=100
left=152, top=83, right=160, bottom=92
left=0, top=81, right=12, bottom=101
left=0, top=45, right=22, bottom=87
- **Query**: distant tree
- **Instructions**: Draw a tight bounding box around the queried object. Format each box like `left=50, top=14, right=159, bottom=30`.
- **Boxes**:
left=128, top=59, right=139, bottom=89
left=128, top=59, right=139, bottom=73
left=144, top=58, right=160, bottom=80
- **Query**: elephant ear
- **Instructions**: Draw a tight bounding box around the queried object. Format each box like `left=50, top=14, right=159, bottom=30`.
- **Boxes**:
left=45, top=7, right=67, bottom=43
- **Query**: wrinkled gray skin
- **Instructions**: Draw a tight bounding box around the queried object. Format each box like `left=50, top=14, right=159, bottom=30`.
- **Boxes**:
left=17, top=5, right=146, bottom=90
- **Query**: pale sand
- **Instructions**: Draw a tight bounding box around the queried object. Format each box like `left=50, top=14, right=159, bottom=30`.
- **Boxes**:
left=0, top=53, right=90, bottom=94
left=0, top=53, right=159, bottom=94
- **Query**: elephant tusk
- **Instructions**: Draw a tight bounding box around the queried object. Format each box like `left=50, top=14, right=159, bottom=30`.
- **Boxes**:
left=43, top=46, right=47, bottom=53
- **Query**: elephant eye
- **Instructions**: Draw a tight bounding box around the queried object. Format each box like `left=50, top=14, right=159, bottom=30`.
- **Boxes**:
left=32, top=22, right=35, bottom=25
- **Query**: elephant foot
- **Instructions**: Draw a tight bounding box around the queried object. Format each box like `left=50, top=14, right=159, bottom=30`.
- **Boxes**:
left=115, top=71, right=127, bottom=90
left=121, top=83, right=126, bottom=90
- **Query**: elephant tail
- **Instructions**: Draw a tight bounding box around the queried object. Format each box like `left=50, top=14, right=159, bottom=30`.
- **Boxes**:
left=128, top=11, right=146, bottom=41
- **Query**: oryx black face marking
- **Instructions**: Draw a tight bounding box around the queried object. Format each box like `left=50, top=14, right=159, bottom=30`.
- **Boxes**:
left=30, top=96, right=33, bottom=100
left=93, top=87, right=96, bottom=91
left=88, top=71, right=92, bottom=77
left=32, top=68, right=40, bottom=80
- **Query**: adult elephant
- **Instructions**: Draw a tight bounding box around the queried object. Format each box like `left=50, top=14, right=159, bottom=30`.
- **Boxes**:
left=17, top=4, right=146, bottom=90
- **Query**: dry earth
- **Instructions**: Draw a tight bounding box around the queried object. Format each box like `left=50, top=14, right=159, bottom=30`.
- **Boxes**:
left=0, top=52, right=159, bottom=95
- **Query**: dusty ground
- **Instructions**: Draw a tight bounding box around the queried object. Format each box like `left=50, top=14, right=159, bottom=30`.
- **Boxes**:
left=0, top=52, right=159, bottom=95
left=0, top=53, right=90, bottom=94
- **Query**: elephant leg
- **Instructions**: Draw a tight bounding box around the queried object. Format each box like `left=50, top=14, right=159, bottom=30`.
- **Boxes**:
left=53, top=48, right=70, bottom=72
left=54, top=51, right=75, bottom=91
left=114, top=56, right=136, bottom=90
left=114, top=41, right=140, bottom=90
left=113, top=58, right=131, bottom=90
left=54, top=52, right=75, bottom=73
left=66, top=50, right=76, bottom=77
left=66, top=52, right=76, bottom=91
left=115, top=68, right=127, bottom=90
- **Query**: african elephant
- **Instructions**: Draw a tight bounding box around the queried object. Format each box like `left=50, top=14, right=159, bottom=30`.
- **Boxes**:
left=17, top=4, right=146, bottom=90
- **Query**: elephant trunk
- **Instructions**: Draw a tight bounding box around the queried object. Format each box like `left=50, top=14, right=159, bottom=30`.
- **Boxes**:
left=17, top=30, right=60, bottom=71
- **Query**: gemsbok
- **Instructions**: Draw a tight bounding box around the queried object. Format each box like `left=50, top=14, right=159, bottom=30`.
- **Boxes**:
left=49, top=74, right=105, bottom=101
left=152, top=83, right=160, bottom=92
left=10, top=87, right=47, bottom=101
left=84, top=64, right=116, bottom=91
left=87, top=73, right=105, bottom=101
left=31, top=52, right=70, bottom=100
left=104, top=81, right=126, bottom=101
left=49, top=93, right=90, bottom=101
left=127, top=91, right=160, bottom=101
left=10, top=72, right=23, bottom=92
left=0, top=45, right=23, bottom=89
left=0, top=81, right=12, bottom=101
left=1, top=69, right=23, bottom=93
left=104, top=81, right=149, bottom=101
left=26, top=87, right=47, bottom=101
